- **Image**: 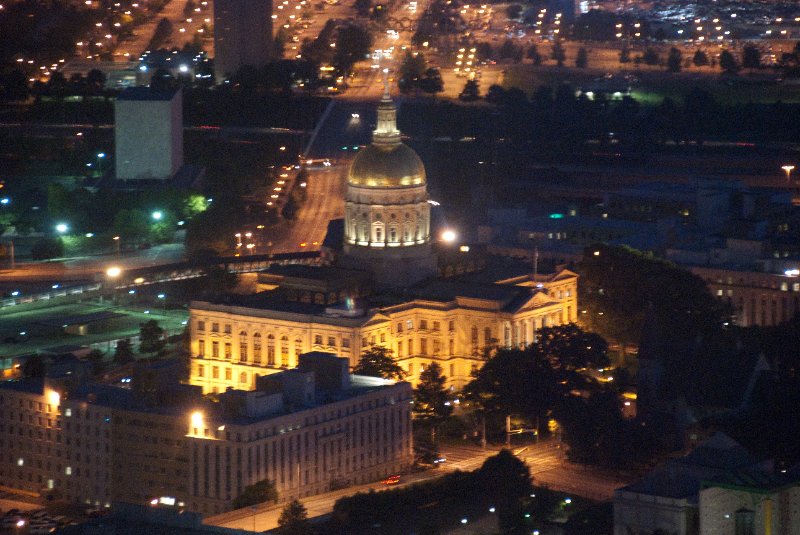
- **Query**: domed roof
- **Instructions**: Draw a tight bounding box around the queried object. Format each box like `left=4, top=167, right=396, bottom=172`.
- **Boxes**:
left=348, top=142, right=426, bottom=188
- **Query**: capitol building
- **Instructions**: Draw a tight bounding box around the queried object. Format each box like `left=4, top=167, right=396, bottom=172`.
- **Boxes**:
left=188, top=90, right=578, bottom=394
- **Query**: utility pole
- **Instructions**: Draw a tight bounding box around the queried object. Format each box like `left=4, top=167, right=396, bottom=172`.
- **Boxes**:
left=505, top=414, right=511, bottom=449
left=9, top=240, right=14, bottom=269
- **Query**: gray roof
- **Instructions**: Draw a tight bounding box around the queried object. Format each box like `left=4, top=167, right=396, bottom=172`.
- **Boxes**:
left=117, top=86, right=180, bottom=101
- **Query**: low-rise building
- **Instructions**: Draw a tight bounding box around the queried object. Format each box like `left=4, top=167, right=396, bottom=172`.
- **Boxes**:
left=0, top=354, right=412, bottom=516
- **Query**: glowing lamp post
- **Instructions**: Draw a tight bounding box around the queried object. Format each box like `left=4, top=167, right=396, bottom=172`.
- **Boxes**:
left=782, top=165, right=795, bottom=182
left=55, top=223, right=69, bottom=234
left=441, top=229, right=457, bottom=243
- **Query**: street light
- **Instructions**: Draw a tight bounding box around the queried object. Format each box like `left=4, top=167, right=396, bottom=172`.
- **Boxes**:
left=441, top=229, right=456, bottom=243
left=97, top=152, right=106, bottom=175
left=113, top=235, right=120, bottom=257
left=106, top=266, right=121, bottom=278
left=152, top=211, right=163, bottom=221
left=55, top=223, right=69, bottom=234
left=782, top=164, right=795, bottom=182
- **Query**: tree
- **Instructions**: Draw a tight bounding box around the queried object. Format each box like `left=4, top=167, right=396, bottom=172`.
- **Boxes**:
left=551, top=40, right=566, bottom=67
left=414, top=363, right=453, bottom=444
left=643, top=47, right=659, bottom=66
left=499, top=39, right=519, bottom=61
left=575, top=47, right=588, bottom=68
left=114, top=339, right=135, bottom=365
left=113, top=209, right=150, bottom=243
left=139, top=320, right=166, bottom=354
left=719, top=49, right=738, bottom=73
left=232, top=479, right=278, bottom=509
left=692, top=49, right=709, bottom=67
left=667, top=47, right=682, bottom=73
left=478, top=449, right=533, bottom=534
left=353, top=345, right=405, bottom=380
left=526, top=44, right=542, bottom=65
left=419, top=67, right=444, bottom=97
left=533, top=324, right=610, bottom=375
left=398, top=50, right=426, bottom=94
left=3, top=69, right=30, bottom=101
left=742, top=45, right=761, bottom=71
left=86, top=69, right=106, bottom=94
left=505, top=3, right=522, bottom=20
left=353, top=0, right=372, bottom=17
left=332, top=23, right=373, bottom=75
left=277, top=499, right=310, bottom=535
left=458, top=79, right=480, bottom=101
left=619, top=47, right=630, bottom=64
left=30, top=237, right=64, bottom=260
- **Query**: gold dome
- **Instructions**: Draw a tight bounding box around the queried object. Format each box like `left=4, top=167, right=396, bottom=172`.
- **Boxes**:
left=348, top=142, right=426, bottom=188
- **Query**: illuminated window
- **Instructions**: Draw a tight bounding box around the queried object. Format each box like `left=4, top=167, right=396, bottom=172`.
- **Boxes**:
left=239, top=332, right=248, bottom=362
left=433, top=321, right=440, bottom=332
left=211, top=323, right=219, bottom=333
left=198, top=365, right=204, bottom=377
left=198, top=339, right=205, bottom=357
left=224, top=343, right=232, bottom=359
left=420, top=338, right=428, bottom=355
left=197, top=320, right=205, bottom=331
left=420, top=320, right=428, bottom=330
left=212, top=366, right=219, bottom=379
left=314, top=334, right=323, bottom=345
left=253, top=333, right=262, bottom=363
left=240, top=372, right=248, bottom=384
left=211, top=341, right=219, bottom=358
left=225, top=368, right=232, bottom=381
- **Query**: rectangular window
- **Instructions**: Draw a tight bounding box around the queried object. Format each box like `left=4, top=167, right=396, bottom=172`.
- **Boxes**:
left=433, top=339, right=441, bottom=355
left=198, top=339, right=205, bottom=357
left=197, top=320, right=205, bottom=331
left=212, top=366, right=219, bottom=379
left=212, top=323, right=219, bottom=333
left=225, top=368, right=232, bottom=381
left=396, top=322, right=403, bottom=334
left=328, top=336, right=336, bottom=347
left=433, top=321, right=440, bottom=332
left=397, top=341, right=403, bottom=357
left=198, top=365, right=205, bottom=378
left=224, top=343, right=232, bottom=359
left=449, top=339, right=454, bottom=355
left=224, top=324, right=232, bottom=334
left=420, top=320, right=428, bottom=330
left=314, top=335, right=323, bottom=345
left=408, top=363, right=414, bottom=376
left=420, top=338, right=427, bottom=355
left=450, top=363, right=455, bottom=377
left=380, top=333, right=386, bottom=343
left=406, top=319, right=413, bottom=330
left=342, top=338, right=350, bottom=349
left=212, top=341, right=219, bottom=358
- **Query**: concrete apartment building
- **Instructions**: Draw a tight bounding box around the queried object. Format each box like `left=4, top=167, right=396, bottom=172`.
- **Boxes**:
left=213, top=0, right=273, bottom=83
left=0, top=355, right=412, bottom=515
left=114, top=87, right=183, bottom=181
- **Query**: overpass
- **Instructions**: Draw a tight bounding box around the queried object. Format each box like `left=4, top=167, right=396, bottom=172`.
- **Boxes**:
left=106, top=251, right=321, bottom=289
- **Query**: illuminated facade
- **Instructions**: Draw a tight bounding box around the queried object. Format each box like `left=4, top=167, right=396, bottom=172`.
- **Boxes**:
left=188, top=92, right=579, bottom=394
left=0, top=356, right=412, bottom=516
left=188, top=268, right=578, bottom=393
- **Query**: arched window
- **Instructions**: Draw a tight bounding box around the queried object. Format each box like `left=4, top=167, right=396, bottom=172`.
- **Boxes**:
left=239, top=331, right=248, bottom=363
left=360, top=222, right=368, bottom=242
left=280, top=336, right=289, bottom=368
left=389, top=225, right=397, bottom=243
left=253, top=333, right=262, bottom=364
left=294, top=338, right=303, bottom=363
left=267, top=334, right=275, bottom=366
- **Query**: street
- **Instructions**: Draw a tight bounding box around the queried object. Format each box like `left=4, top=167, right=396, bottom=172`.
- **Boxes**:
left=204, top=440, right=632, bottom=532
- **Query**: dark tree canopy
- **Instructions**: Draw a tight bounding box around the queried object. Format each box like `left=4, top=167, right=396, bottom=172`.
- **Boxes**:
left=114, top=339, right=135, bottom=365
left=139, top=320, right=166, bottom=354
left=232, top=479, right=278, bottom=509
left=277, top=499, right=310, bottom=535
left=413, top=362, right=453, bottom=425
left=353, top=345, right=405, bottom=380
left=667, top=47, right=682, bottom=73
